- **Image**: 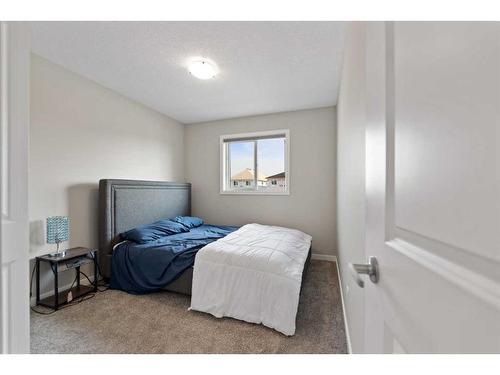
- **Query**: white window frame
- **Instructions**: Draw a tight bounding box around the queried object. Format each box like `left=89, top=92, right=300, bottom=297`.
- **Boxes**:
left=220, top=129, right=290, bottom=195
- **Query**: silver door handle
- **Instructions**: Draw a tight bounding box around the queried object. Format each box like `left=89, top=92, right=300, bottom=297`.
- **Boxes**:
left=348, top=256, right=379, bottom=288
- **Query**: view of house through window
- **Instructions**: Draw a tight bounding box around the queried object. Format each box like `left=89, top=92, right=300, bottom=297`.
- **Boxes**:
left=222, top=130, right=288, bottom=194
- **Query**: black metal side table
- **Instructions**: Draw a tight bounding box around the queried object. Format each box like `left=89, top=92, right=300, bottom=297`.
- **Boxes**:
left=35, top=247, right=98, bottom=310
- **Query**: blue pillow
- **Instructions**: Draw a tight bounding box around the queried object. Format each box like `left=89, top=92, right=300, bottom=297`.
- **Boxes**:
left=173, top=216, right=204, bottom=229
left=121, top=218, right=189, bottom=244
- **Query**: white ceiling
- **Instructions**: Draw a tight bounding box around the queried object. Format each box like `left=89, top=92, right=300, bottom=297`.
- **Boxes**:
left=30, top=22, right=346, bottom=124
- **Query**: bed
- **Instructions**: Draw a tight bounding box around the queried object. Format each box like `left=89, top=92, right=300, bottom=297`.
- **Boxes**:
left=99, top=179, right=312, bottom=334
left=99, top=179, right=198, bottom=294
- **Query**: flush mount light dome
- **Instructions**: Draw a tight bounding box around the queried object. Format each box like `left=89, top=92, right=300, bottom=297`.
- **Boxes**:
left=188, top=59, right=218, bottom=80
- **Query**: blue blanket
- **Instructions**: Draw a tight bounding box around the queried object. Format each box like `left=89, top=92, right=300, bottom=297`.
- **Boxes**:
left=110, top=224, right=238, bottom=294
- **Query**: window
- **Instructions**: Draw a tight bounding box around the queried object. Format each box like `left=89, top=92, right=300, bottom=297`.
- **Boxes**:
left=220, top=129, right=289, bottom=195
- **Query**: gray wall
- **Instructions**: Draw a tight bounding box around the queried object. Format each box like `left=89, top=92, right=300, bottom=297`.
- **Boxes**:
left=29, top=55, right=185, bottom=300
left=336, top=23, right=367, bottom=353
left=185, top=107, right=337, bottom=256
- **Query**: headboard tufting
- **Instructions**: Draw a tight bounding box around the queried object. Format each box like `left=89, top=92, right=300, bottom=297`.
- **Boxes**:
left=98, top=179, right=191, bottom=279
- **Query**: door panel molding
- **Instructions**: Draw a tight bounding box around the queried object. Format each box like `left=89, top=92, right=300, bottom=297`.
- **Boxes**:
left=383, top=20, right=500, bottom=315
left=394, top=227, right=500, bottom=280
left=392, top=22, right=499, bottom=262
left=387, top=237, right=500, bottom=311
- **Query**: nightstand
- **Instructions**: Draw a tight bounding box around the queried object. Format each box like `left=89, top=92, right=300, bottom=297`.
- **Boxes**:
left=35, top=247, right=98, bottom=310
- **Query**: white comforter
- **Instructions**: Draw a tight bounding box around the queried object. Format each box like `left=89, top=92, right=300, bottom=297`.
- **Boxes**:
left=190, top=223, right=312, bottom=336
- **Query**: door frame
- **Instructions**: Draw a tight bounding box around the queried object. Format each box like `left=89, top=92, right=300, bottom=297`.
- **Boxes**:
left=363, top=21, right=391, bottom=353
left=0, top=21, right=31, bottom=354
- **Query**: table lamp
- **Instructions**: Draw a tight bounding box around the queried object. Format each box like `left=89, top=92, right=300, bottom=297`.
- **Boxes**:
left=46, top=216, right=69, bottom=258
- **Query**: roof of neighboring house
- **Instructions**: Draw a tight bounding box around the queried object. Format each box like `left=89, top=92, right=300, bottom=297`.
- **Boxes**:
left=266, top=172, right=286, bottom=179
left=231, top=168, right=267, bottom=181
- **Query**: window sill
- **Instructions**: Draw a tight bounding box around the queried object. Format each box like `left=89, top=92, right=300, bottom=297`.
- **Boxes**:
left=220, top=190, right=290, bottom=196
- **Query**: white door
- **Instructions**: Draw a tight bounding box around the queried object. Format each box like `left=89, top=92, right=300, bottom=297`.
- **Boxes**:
left=0, top=22, right=30, bottom=354
left=358, top=22, right=500, bottom=353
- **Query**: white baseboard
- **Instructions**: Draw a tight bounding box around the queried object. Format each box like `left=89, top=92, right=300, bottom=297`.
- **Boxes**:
left=311, top=253, right=337, bottom=262
left=333, top=255, right=353, bottom=354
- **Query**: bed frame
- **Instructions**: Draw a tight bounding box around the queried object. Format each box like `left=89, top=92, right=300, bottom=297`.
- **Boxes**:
left=98, top=179, right=311, bottom=296
left=98, top=179, right=194, bottom=294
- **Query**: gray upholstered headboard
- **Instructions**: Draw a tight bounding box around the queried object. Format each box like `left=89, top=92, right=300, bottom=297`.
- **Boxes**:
left=98, top=179, right=191, bottom=279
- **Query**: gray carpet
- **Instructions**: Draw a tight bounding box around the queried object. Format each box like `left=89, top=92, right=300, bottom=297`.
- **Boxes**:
left=31, top=260, right=347, bottom=354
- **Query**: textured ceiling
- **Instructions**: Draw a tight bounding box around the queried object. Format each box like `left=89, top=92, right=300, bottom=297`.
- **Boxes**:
left=30, top=22, right=346, bottom=124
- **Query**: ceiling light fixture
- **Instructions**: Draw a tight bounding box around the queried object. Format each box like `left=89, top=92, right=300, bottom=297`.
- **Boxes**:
left=188, top=59, right=218, bottom=80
